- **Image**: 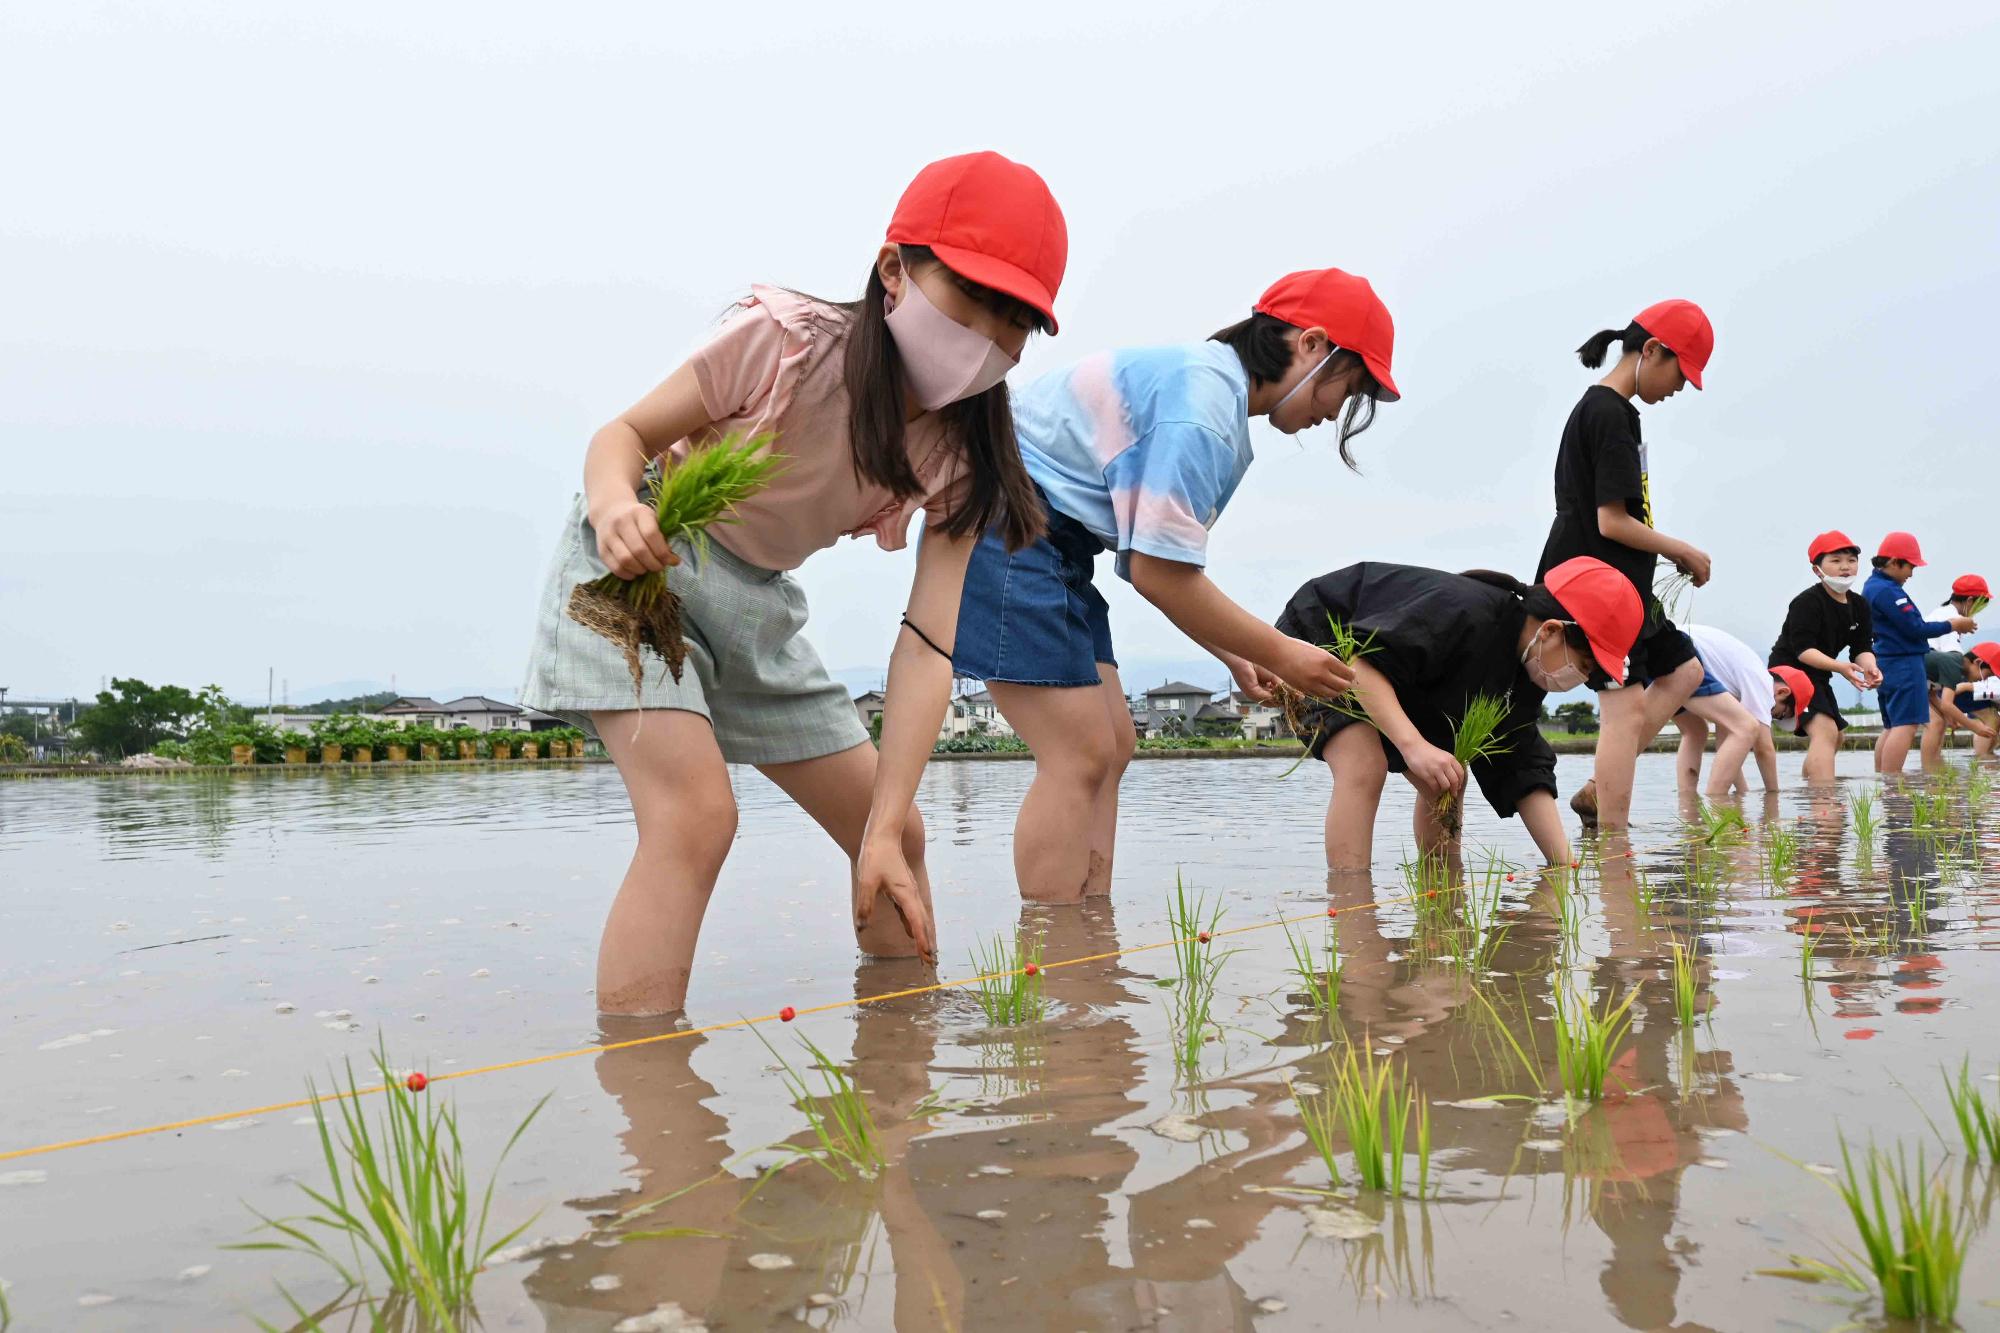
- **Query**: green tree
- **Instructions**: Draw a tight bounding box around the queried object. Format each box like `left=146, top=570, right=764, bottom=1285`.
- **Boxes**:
left=72, top=679, right=224, bottom=758
left=1554, top=701, right=1599, bottom=734
left=0, top=733, right=29, bottom=762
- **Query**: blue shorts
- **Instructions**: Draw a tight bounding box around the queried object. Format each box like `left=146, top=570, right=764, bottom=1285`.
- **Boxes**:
left=1690, top=662, right=1728, bottom=698
left=1877, top=655, right=1931, bottom=728
left=952, top=504, right=1115, bottom=687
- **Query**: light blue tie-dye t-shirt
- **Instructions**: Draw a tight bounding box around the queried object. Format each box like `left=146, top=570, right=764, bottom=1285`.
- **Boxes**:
left=1012, top=342, right=1254, bottom=581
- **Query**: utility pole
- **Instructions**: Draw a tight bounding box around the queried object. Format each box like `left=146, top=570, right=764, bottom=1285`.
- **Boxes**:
left=267, top=667, right=274, bottom=715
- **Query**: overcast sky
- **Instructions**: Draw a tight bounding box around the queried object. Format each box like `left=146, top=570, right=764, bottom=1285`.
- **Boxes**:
left=5, top=3, right=1997, bottom=706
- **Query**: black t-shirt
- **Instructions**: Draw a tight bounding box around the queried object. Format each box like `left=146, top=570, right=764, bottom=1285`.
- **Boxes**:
left=1276, top=562, right=1558, bottom=819
left=1536, top=385, right=1656, bottom=601
left=1768, top=584, right=1874, bottom=697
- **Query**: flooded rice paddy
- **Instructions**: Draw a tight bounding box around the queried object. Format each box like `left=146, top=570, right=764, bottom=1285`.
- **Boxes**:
left=4, top=752, right=2000, bottom=1331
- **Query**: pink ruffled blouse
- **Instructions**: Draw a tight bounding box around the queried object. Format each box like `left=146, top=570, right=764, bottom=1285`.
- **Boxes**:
left=668, top=286, right=969, bottom=572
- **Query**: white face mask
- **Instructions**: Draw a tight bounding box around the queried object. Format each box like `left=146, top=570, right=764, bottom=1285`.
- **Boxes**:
left=1270, top=346, right=1336, bottom=429
left=1522, top=622, right=1589, bottom=692
left=1820, top=572, right=1857, bottom=593
left=883, top=272, right=1018, bottom=412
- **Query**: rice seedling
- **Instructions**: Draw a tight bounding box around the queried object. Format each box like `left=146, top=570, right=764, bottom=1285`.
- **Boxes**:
left=1689, top=799, right=1748, bottom=847
left=1967, top=763, right=1994, bottom=804
left=1325, top=1042, right=1434, bottom=1196
left=1165, top=875, right=1235, bottom=1080
left=0, top=1278, right=10, bottom=1332
left=1434, top=693, right=1514, bottom=836
left=1761, top=820, right=1799, bottom=888
left=1904, top=883, right=1929, bottom=935
left=1652, top=567, right=1696, bottom=626
left=1634, top=866, right=1657, bottom=916
left=1669, top=938, right=1700, bottom=1029
left=1910, top=789, right=1945, bottom=834
left=966, top=930, right=1045, bottom=1027
left=230, top=1043, right=546, bottom=1331
left=1941, top=1058, right=2000, bottom=1164
left=1850, top=786, right=1878, bottom=847
left=1272, top=614, right=1381, bottom=776
left=1798, top=917, right=1820, bottom=981
left=1282, top=917, right=1341, bottom=1024
left=1550, top=982, right=1637, bottom=1103
left=567, top=432, right=781, bottom=696
left=747, top=1025, right=884, bottom=1185
left=1552, top=874, right=1586, bottom=947
left=1681, top=847, right=1726, bottom=907
left=1822, top=1137, right=1972, bottom=1322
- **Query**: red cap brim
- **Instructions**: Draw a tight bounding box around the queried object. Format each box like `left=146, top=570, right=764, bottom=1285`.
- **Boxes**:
left=1361, top=351, right=1400, bottom=403
left=1586, top=634, right=1628, bottom=685
left=927, top=242, right=1059, bottom=334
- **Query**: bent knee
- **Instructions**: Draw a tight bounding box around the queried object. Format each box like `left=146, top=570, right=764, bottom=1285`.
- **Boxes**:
left=901, top=804, right=927, bottom=863
left=637, top=790, right=737, bottom=860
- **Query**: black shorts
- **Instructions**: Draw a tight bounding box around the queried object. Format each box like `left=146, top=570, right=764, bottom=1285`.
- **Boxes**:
left=1592, top=616, right=1697, bottom=692
left=1798, top=678, right=1847, bottom=733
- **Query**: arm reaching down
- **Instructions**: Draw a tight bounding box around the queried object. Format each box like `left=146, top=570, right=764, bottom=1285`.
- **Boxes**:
left=855, top=528, right=977, bottom=963
left=1131, top=553, right=1354, bottom=698
left=1597, top=503, right=1710, bottom=586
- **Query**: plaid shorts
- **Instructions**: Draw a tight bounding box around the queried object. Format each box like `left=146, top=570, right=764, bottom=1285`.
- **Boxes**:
left=519, top=494, right=868, bottom=765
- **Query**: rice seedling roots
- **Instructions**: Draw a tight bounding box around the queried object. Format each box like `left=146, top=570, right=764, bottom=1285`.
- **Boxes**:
left=567, top=579, right=688, bottom=696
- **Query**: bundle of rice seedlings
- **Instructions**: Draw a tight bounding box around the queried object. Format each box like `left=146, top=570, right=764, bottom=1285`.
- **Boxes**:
left=1434, top=693, right=1514, bottom=836
left=1274, top=614, right=1380, bottom=777
left=567, top=432, right=781, bottom=697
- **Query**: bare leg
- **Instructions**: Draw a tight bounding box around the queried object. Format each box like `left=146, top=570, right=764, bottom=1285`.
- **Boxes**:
left=1801, top=713, right=1842, bottom=784
left=989, top=676, right=1131, bottom=904
left=1323, top=724, right=1388, bottom=871
left=1876, top=723, right=1917, bottom=774
left=592, top=710, right=738, bottom=1016
left=1409, top=773, right=1457, bottom=865
left=1682, top=691, right=1759, bottom=799
left=1673, top=714, right=1709, bottom=796
left=1085, top=663, right=1138, bottom=897
left=757, top=741, right=932, bottom=958
left=1920, top=702, right=1948, bottom=773
left=1594, top=657, right=1704, bottom=830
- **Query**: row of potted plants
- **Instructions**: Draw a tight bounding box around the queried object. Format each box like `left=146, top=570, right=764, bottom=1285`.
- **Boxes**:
left=156, top=716, right=594, bottom=766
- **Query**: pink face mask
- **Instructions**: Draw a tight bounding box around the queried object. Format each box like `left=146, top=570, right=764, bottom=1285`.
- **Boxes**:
left=884, top=272, right=1018, bottom=412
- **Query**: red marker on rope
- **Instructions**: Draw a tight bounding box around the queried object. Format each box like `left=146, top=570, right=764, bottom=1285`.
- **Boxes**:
left=405, top=1072, right=428, bottom=1093
left=778, top=1006, right=796, bottom=1023
left=1197, top=931, right=1211, bottom=944
left=1024, top=962, right=1040, bottom=976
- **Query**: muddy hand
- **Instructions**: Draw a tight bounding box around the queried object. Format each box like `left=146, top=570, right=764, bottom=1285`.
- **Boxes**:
left=855, top=841, right=937, bottom=966
left=590, top=496, right=679, bottom=579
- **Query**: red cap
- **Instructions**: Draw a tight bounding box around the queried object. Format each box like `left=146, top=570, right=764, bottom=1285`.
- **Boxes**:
left=1543, top=556, right=1644, bottom=684
left=1807, top=529, right=1860, bottom=564
left=1253, top=268, right=1400, bottom=402
left=1968, top=642, right=2000, bottom=672
left=886, top=152, right=1067, bottom=333
left=1769, top=665, right=1814, bottom=726
left=1876, top=531, right=1927, bottom=566
left=1951, top=574, right=1990, bottom=600
left=1633, top=299, right=1714, bottom=390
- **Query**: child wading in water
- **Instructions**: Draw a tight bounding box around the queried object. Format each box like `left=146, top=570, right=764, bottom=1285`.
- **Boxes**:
left=1866, top=531, right=1977, bottom=774
left=1274, top=558, right=1642, bottom=868
left=1921, top=575, right=1994, bottom=771
left=1673, top=624, right=1782, bottom=797
left=952, top=269, right=1397, bottom=902
left=1768, top=531, right=1879, bottom=783
left=521, top=153, right=1068, bottom=1014
left=1536, top=300, right=1715, bottom=832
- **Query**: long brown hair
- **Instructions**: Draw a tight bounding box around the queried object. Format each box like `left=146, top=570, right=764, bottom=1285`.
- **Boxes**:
left=813, top=244, right=1049, bottom=551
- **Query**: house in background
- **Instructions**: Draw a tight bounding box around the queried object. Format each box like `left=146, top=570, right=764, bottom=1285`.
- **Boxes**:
left=853, top=690, right=887, bottom=732
left=1231, top=689, right=1287, bottom=740
left=958, top=688, right=1014, bottom=737
left=439, top=696, right=530, bottom=733
left=381, top=696, right=447, bottom=725
left=1129, top=680, right=1223, bottom=738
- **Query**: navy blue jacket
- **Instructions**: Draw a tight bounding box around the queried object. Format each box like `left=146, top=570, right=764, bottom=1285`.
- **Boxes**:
left=1864, top=570, right=1951, bottom=658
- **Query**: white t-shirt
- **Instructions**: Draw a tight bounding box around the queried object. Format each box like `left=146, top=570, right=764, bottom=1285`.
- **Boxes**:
left=1929, top=603, right=1962, bottom=653
left=1688, top=625, right=1775, bottom=727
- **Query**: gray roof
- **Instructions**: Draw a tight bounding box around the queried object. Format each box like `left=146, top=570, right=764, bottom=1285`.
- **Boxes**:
left=852, top=690, right=887, bottom=705
left=439, top=695, right=522, bottom=714
left=1194, top=701, right=1241, bottom=721
left=1145, top=680, right=1212, bottom=697
left=382, top=696, right=444, bottom=712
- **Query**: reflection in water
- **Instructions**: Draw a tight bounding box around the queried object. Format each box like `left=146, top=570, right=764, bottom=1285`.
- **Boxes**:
left=9, top=756, right=2000, bottom=1331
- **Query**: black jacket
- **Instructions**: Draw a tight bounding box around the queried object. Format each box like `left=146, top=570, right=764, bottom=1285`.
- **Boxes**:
left=1277, top=562, right=1559, bottom=819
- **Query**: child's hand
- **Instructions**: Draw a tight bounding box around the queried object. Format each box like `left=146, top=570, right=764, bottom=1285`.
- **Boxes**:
left=854, top=837, right=936, bottom=967
left=1225, top=654, right=1279, bottom=704
left=1405, top=741, right=1466, bottom=797
left=1974, top=722, right=1996, bottom=742
left=1274, top=640, right=1357, bottom=699
left=1951, top=615, right=1979, bottom=634
left=1671, top=544, right=1713, bottom=587
left=591, top=497, right=679, bottom=579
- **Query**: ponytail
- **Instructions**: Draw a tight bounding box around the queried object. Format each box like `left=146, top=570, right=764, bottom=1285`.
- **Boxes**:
left=1460, top=569, right=1592, bottom=655
left=1576, top=320, right=1651, bottom=370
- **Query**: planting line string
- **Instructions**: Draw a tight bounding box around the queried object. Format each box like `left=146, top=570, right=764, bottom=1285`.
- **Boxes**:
left=3, top=864, right=1605, bottom=1164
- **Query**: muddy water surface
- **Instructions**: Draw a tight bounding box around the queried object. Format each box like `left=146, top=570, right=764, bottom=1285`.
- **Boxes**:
left=4, top=754, right=1999, bottom=1330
